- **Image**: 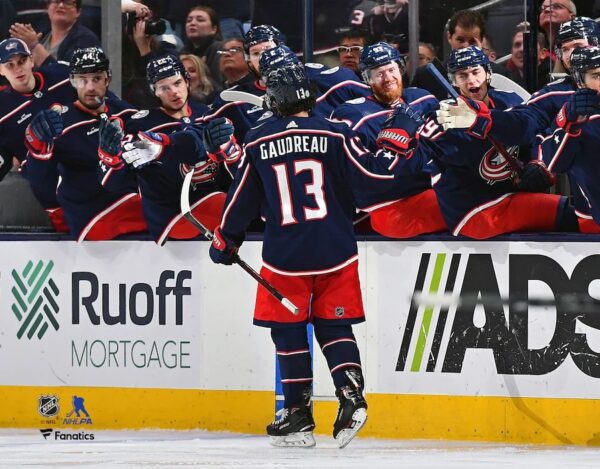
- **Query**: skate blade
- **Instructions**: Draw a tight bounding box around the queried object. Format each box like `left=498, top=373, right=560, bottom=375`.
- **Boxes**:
left=269, top=431, right=316, bottom=448
left=335, top=408, right=368, bottom=449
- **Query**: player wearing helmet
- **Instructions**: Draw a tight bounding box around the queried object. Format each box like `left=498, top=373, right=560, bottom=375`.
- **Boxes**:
left=23, top=47, right=147, bottom=240
left=209, top=64, right=432, bottom=448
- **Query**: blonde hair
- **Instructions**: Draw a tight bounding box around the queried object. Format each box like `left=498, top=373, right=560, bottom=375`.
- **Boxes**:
left=180, top=54, right=215, bottom=99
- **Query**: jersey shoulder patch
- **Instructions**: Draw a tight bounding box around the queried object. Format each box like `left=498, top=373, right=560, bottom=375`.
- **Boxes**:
left=305, top=62, right=325, bottom=69
left=346, top=97, right=366, bottom=105
left=321, top=66, right=340, bottom=75
left=131, top=110, right=150, bottom=119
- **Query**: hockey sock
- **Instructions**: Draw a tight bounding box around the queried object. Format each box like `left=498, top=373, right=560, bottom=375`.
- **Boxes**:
left=270, top=326, right=313, bottom=408
left=314, top=324, right=363, bottom=389
left=556, top=196, right=579, bottom=232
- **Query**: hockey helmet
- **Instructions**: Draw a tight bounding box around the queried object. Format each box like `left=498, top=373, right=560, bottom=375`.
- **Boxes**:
left=244, top=25, right=282, bottom=59
left=69, top=47, right=110, bottom=76
left=570, top=45, right=600, bottom=86
left=264, top=64, right=315, bottom=116
left=359, top=41, right=406, bottom=83
left=556, top=17, right=600, bottom=58
left=258, top=44, right=300, bottom=79
left=447, top=46, right=492, bottom=85
left=146, top=54, right=190, bottom=92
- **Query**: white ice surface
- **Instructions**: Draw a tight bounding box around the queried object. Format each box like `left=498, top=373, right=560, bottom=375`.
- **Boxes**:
left=1, top=429, right=600, bottom=468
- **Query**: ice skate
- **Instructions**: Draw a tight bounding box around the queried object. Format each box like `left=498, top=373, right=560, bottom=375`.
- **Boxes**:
left=267, top=406, right=316, bottom=448
left=333, top=369, right=368, bottom=449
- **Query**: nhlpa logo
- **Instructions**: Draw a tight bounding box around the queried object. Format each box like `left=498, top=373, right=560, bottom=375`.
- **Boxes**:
left=12, top=260, right=60, bottom=340
left=38, top=395, right=60, bottom=418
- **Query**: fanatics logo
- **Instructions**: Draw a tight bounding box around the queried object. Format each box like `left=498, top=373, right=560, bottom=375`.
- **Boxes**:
left=335, top=306, right=345, bottom=317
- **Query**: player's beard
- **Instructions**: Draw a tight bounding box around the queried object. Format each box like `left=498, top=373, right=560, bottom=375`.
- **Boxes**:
left=372, top=77, right=403, bottom=105
left=79, top=94, right=104, bottom=110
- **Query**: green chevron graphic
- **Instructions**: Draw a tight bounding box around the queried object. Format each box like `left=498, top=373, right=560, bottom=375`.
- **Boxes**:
left=11, top=260, right=60, bottom=340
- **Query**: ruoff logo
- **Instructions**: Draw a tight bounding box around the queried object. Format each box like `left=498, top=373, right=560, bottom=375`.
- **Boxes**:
left=12, top=260, right=60, bottom=339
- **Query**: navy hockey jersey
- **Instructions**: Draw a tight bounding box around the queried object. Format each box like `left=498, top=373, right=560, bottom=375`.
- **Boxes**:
left=540, top=114, right=600, bottom=224
left=117, top=103, right=228, bottom=243
left=221, top=115, right=409, bottom=274
left=303, top=63, right=371, bottom=117
left=0, top=60, right=74, bottom=181
left=329, top=87, right=439, bottom=208
left=25, top=98, right=139, bottom=237
left=426, top=89, right=524, bottom=232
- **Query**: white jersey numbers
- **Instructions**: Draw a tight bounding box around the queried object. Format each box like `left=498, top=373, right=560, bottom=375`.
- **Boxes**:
left=273, top=159, right=327, bottom=226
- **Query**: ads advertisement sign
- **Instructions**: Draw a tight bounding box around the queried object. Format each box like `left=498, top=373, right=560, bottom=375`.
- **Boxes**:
left=365, top=240, right=600, bottom=399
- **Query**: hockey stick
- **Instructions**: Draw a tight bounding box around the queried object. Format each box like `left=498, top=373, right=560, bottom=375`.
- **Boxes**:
left=426, top=63, right=523, bottom=174
left=413, top=291, right=600, bottom=314
left=180, top=170, right=299, bottom=315
left=220, top=89, right=265, bottom=108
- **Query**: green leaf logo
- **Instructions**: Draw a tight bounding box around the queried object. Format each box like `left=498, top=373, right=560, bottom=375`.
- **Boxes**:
left=12, top=260, right=60, bottom=340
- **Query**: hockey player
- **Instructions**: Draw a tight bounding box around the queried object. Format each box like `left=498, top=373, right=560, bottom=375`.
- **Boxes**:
left=331, top=41, right=446, bottom=238
left=203, top=25, right=282, bottom=143
left=0, top=38, right=75, bottom=231
left=258, top=44, right=371, bottom=118
left=436, top=17, right=600, bottom=227
left=432, top=46, right=576, bottom=238
left=536, top=45, right=600, bottom=232
left=24, top=47, right=147, bottom=241
left=208, top=64, right=423, bottom=449
left=112, top=54, right=238, bottom=244
left=437, top=17, right=600, bottom=147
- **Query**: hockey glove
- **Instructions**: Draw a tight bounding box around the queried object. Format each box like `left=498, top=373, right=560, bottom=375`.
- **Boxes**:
left=203, top=118, right=241, bottom=163
left=25, top=109, right=64, bottom=156
left=209, top=226, right=237, bottom=265
left=98, top=118, right=125, bottom=169
left=513, top=160, right=556, bottom=192
left=435, top=96, right=492, bottom=139
left=122, top=131, right=170, bottom=169
left=376, top=103, right=423, bottom=158
left=556, top=89, right=600, bottom=134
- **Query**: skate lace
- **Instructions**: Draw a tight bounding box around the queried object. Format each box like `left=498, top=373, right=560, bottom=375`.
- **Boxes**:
left=270, top=407, right=289, bottom=425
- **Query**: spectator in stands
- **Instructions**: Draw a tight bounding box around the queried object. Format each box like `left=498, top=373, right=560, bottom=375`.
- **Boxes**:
left=371, top=0, right=409, bottom=49
left=9, top=0, right=100, bottom=67
left=506, top=29, right=552, bottom=88
left=418, top=42, right=436, bottom=66
left=411, top=10, right=508, bottom=99
left=218, top=37, right=252, bottom=88
left=181, top=5, right=224, bottom=85
left=539, top=0, right=576, bottom=50
left=337, top=29, right=369, bottom=75
left=180, top=53, right=220, bottom=104
left=166, top=0, right=251, bottom=41
left=482, top=34, right=498, bottom=62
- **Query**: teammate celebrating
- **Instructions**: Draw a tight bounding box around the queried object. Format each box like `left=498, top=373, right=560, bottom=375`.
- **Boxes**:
left=0, top=38, right=75, bottom=231
left=209, top=64, right=422, bottom=448
left=537, top=45, right=600, bottom=232
left=432, top=46, right=576, bottom=238
left=24, top=47, right=147, bottom=241
left=113, top=54, right=238, bottom=244
left=331, top=41, right=446, bottom=238
left=436, top=17, right=600, bottom=229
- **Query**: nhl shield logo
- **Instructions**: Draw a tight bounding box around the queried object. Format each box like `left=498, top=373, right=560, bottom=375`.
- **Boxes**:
left=335, top=306, right=345, bottom=317
left=38, top=395, right=59, bottom=418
